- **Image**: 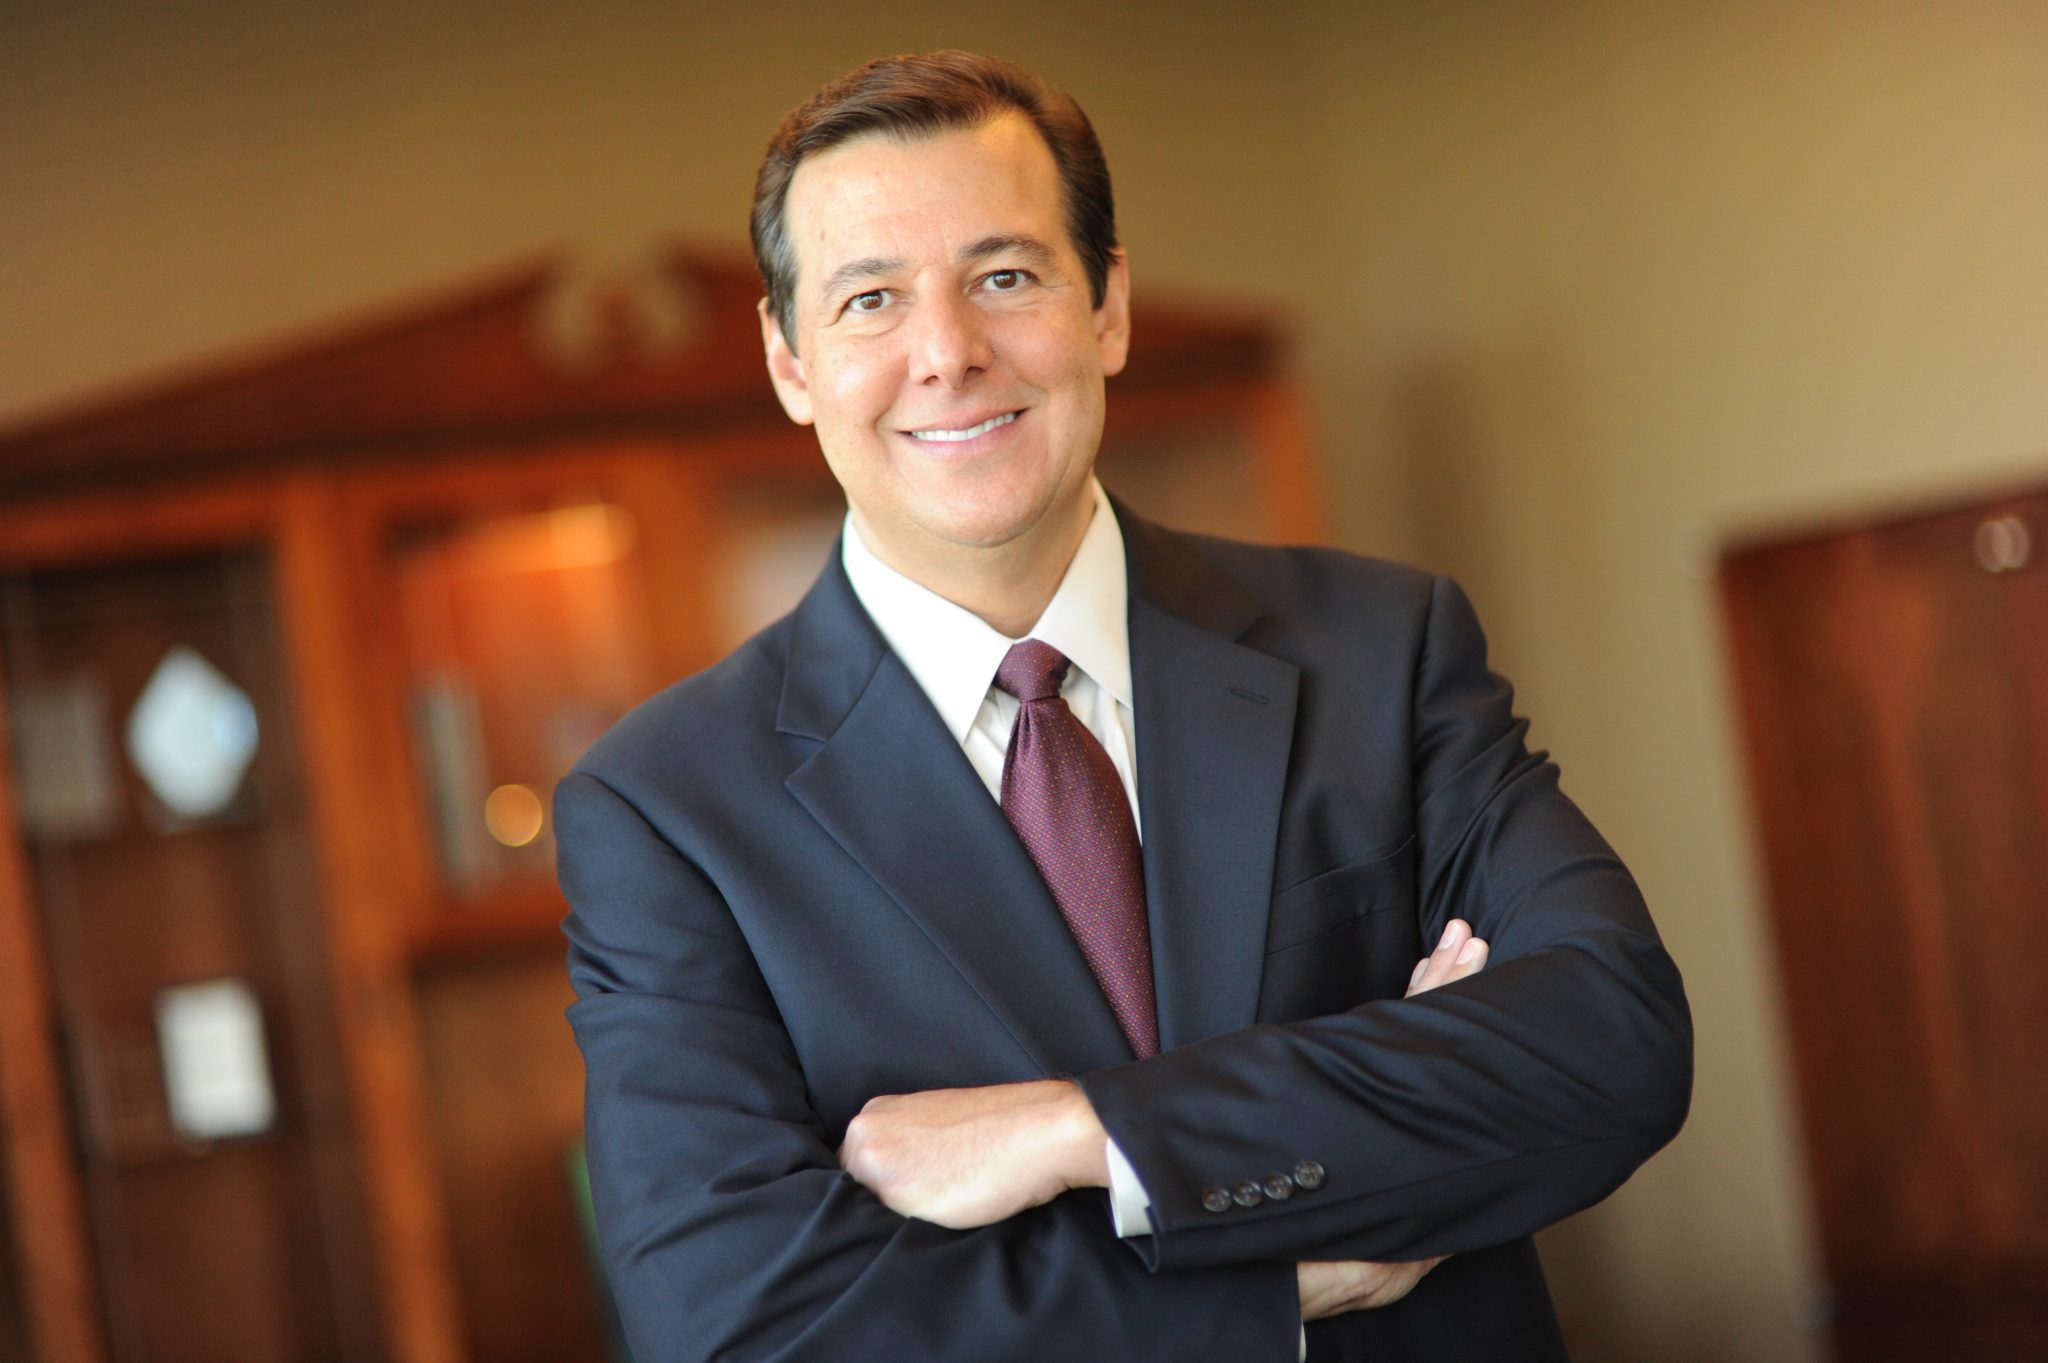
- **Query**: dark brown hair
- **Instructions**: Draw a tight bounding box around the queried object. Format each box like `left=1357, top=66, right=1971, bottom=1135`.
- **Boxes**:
left=751, top=51, right=1118, bottom=351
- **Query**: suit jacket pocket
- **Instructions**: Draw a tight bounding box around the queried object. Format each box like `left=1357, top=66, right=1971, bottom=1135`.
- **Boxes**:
left=1263, top=837, right=1417, bottom=954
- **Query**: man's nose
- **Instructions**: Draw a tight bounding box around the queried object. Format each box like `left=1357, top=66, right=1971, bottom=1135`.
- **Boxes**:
left=909, top=292, right=992, bottom=388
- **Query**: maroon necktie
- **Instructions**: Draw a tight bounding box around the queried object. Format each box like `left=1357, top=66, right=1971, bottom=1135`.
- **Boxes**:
left=994, top=640, right=1159, bottom=1058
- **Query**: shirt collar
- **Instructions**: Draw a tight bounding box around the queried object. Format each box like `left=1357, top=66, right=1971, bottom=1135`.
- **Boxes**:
left=839, top=479, right=1133, bottom=744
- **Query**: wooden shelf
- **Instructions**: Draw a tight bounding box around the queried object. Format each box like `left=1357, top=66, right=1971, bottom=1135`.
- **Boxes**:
left=407, top=879, right=571, bottom=967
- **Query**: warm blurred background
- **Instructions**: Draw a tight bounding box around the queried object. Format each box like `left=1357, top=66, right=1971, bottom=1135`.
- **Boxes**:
left=2, top=3, right=2044, bottom=1362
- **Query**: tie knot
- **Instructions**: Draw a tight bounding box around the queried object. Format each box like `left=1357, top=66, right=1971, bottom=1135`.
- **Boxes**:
left=994, top=639, right=1071, bottom=703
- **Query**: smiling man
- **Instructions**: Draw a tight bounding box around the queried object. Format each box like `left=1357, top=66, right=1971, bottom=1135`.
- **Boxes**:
left=558, top=51, right=1691, bottom=1363
left=761, top=107, right=1118, bottom=639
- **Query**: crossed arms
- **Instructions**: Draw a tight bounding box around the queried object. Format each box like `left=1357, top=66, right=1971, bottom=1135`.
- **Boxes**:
left=558, top=570, right=1692, bottom=1361
left=835, top=918, right=1492, bottom=1321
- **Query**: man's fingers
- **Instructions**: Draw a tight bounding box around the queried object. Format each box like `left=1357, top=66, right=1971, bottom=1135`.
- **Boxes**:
left=1406, top=920, right=1465, bottom=992
left=1451, top=935, right=1488, bottom=976
left=1405, top=919, right=1488, bottom=998
left=1298, top=1256, right=1449, bottom=1320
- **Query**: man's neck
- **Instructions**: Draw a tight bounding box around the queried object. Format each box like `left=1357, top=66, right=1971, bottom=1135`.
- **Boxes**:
left=851, top=498, right=1095, bottom=639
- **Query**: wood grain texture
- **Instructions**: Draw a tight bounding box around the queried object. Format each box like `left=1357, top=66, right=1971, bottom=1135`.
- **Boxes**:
left=1720, top=488, right=2048, bottom=1361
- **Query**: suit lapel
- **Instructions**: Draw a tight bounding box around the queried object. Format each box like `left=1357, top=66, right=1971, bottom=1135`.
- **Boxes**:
left=778, top=553, right=1135, bottom=1075
left=1121, top=509, right=1300, bottom=1049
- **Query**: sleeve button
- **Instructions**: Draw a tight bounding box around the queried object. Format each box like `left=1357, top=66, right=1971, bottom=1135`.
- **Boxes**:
left=1231, top=1180, right=1264, bottom=1208
left=1262, top=1173, right=1294, bottom=1201
left=1292, top=1159, right=1327, bottom=1191
left=1200, top=1187, right=1233, bottom=1214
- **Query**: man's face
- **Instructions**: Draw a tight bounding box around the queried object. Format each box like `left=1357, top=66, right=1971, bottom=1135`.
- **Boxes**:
left=761, top=114, right=1130, bottom=579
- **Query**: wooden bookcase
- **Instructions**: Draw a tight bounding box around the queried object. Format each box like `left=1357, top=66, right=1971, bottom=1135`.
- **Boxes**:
left=0, top=249, right=1322, bottom=1363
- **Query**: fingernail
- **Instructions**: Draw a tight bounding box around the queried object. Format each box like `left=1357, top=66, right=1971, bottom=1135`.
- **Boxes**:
left=1409, top=958, right=1428, bottom=987
left=1456, top=938, right=1482, bottom=966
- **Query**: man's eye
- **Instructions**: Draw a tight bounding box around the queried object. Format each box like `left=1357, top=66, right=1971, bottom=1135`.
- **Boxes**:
left=847, top=291, right=886, bottom=314
left=984, top=270, right=1029, bottom=291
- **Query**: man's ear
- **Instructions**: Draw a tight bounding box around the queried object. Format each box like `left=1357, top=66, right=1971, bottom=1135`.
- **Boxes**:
left=759, top=298, right=815, bottom=426
left=1095, top=249, right=1132, bottom=379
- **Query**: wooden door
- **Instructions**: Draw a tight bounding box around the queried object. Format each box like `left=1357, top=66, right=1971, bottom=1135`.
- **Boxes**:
left=0, top=546, right=385, bottom=1363
left=1720, top=488, right=2048, bottom=1362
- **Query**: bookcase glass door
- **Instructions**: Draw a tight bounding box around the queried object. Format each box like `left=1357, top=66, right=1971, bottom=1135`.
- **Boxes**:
left=379, top=493, right=662, bottom=1363
left=386, top=500, right=653, bottom=908
left=0, top=547, right=383, bottom=1363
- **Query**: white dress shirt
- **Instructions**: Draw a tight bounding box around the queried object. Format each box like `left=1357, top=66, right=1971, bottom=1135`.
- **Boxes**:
left=839, top=479, right=1155, bottom=1238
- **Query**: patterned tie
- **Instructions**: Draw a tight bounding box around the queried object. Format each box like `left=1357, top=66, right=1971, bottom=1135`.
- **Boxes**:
left=994, top=639, right=1159, bottom=1058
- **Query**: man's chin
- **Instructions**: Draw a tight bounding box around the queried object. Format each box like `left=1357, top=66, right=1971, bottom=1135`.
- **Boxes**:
left=850, top=476, right=1093, bottom=569
left=913, top=496, right=1088, bottom=559
left=909, top=517, right=1039, bottom=558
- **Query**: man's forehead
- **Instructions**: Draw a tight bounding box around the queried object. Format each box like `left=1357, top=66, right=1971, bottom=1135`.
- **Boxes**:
left=783, top=115, right=1064, bottom=281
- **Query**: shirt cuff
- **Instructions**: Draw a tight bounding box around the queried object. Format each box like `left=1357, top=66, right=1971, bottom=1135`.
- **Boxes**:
left=1106, top=1139, right=1300, bottom=1359
left=1102, top=1136, right=1154, bottom=1238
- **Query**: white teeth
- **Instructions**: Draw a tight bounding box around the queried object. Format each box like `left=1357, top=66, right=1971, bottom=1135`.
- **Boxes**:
left=913, top=412, right=1015, bottom=442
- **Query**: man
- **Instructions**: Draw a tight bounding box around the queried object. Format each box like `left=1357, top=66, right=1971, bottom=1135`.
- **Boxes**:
left=558, top=51, right=1690, bottom=1362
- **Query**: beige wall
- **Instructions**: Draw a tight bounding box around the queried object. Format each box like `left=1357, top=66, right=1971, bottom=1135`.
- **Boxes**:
left=1300, top=6, right=2048, bottom=1360
left=9, top=3, right=2048, bottom=1359
left=0, top=1, right=1329, bottom=421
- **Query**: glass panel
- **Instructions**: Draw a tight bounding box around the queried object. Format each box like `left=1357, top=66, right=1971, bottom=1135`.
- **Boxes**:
left=415, top=955, right=604, bottom=1363
left=708, top=479, right=845, bottom=656
left=11, top=669, right=122, bottom=840
left=387, top=500, right=651, bottom=899
left=0, top=548, right=383, bottom=1363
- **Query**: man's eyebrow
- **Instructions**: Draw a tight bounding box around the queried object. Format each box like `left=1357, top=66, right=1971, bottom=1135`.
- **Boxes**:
left=960, top=234, right=1058, bottom=270
left=816, top=237, right=1059, bottom=307
left=819, top=255, right=905, bottom=306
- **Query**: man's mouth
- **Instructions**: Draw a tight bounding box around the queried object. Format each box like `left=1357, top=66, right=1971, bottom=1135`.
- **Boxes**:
left=905, top=412, right=1018, bottom=443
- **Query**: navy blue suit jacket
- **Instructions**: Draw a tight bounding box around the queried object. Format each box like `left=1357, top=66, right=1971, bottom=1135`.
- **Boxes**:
left=557, top=504, right=1691, bottom=1362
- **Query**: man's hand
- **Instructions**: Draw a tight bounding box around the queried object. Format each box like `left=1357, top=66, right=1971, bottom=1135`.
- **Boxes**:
left=839, top=917, right=1488, bottom=1261
left=1297, top=1256, right=1449, bottom=1320
left=1404, top=915, right=1489, bottom=996
left=1296, top=917, right=1487, bottom=1320
left=838, top=1077, right=1108, bottom=1229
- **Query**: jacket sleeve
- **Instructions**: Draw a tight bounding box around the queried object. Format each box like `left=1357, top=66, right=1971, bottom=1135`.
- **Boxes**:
left=556, top=770, right=1300, bottom=1363
left=1078, top=573, right=1693, bottom=1271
